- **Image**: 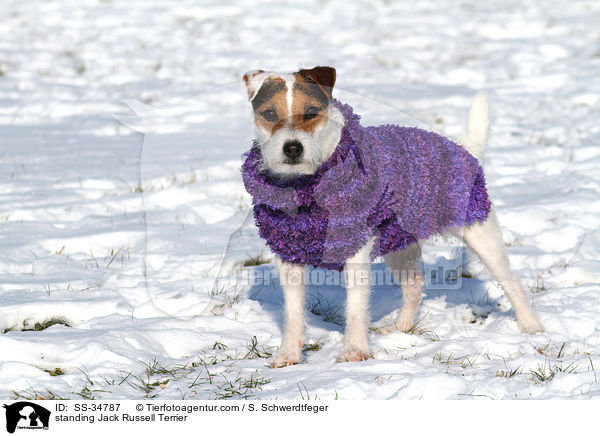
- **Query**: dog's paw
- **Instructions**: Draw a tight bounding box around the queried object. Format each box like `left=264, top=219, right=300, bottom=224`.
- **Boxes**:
left=374, top=324, right=399, bottom=335
left=270, top=350, right=302, bottom=368
left=374, top=320, right=413, bottom=335
left=374, top=314, right=414, bottom=335
left=518, top=316, right=545, bottom=334
left=336, top=349, right=372, bottom=363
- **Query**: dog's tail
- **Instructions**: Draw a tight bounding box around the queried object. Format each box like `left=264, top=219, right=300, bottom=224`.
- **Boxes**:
left=459, top=91, right=489, bottom=161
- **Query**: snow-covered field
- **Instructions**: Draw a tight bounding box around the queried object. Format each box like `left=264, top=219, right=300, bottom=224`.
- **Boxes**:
left=1, top=0, right=599, bottom=400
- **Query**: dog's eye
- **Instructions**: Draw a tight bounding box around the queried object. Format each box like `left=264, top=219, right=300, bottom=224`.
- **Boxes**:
left=261, top=109, right=278, bottom=122
left=303, top=106, right=320, bottom=120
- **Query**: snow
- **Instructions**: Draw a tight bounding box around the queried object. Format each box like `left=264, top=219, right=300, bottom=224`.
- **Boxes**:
left=0, top=0, right=599, bottom=400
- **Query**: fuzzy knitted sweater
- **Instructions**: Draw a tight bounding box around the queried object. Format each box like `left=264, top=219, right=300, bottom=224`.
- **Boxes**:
left=242, top=100, right=491, bottom=271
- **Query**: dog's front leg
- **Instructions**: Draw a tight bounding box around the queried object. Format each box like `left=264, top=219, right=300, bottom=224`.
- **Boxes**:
left=338, top=238, right=374, bottom=362
left=271, top=257, right=306, bottom=368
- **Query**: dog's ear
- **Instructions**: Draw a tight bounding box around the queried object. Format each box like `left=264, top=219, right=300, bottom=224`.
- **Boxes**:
left=298, top=66, right=336, bottom=99
left=243, top=69, right=271, bottom=101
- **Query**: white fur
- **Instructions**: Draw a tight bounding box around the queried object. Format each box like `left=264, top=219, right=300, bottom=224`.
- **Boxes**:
left=377, top=243, right=425, bottom=334
left=255, top=86, right=543, bottom=367
left=270, top=256, right=306, bottom=368
left=459, top=91, right=489, bottom=161
left=338, top=237, right=375, bottom=362
left=244, top=70, right=275, bottom=100
left=284, top=74, right=294, bottom=118
left=461, top=208, right=543, bottom=333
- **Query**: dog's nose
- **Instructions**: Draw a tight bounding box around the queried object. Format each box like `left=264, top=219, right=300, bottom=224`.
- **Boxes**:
left=283, top=140, right=303, bottom=159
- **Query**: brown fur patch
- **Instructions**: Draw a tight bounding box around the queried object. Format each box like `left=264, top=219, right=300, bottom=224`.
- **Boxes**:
left=297, top=67, right=336, bottom=99
left=291, top=76, right=330, bottom=133
left=251, top=72, right=332, bottom=135
left=252, top=77, right=288, bottom=134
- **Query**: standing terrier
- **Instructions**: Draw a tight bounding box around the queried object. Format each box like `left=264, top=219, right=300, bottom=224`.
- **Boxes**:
left=241, top=66, right=544, bottom=367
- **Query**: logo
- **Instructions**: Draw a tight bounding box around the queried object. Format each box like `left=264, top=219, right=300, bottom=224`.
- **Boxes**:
left=3, top=402, right=50, bottom=434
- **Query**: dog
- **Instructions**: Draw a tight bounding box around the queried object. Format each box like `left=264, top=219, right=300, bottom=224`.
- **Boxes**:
left=241, top=66, right=544, bottom=367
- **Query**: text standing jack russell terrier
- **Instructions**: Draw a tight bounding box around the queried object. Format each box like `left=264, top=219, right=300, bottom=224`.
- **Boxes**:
left=241, top=66, right=544, bottom=367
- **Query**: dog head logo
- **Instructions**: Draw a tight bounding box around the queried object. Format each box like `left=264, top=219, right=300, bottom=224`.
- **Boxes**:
left=3, top=402, right=50, bottom=434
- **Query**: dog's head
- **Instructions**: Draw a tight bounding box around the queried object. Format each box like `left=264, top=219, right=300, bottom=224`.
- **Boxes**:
left=243, top=66, right=344, bottom=178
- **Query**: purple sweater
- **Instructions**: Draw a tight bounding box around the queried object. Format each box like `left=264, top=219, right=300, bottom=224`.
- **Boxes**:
left=242, top=100, right=491, bottom=271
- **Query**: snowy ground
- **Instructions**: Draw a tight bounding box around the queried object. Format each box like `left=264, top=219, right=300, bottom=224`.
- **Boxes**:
left=1, top=0, right=599, bottom=400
